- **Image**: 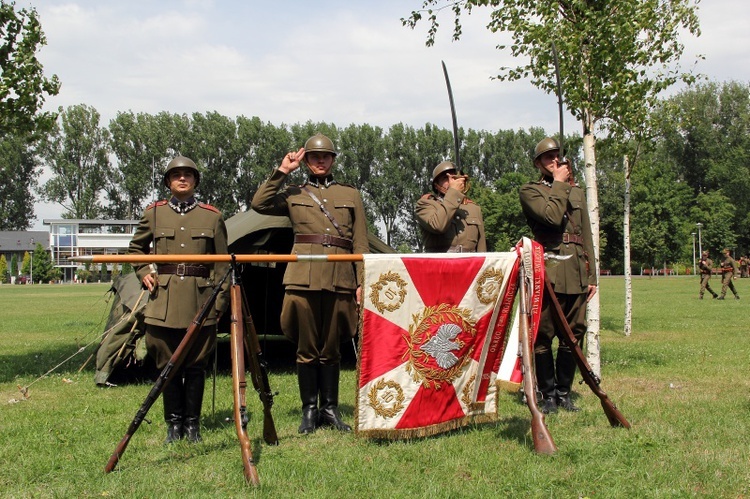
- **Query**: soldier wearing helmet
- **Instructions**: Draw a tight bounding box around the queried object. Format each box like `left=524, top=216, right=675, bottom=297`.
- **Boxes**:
left=251, top=133, right=368, bottom=434
left=698, top=250, right=718, bottom=299
left=519, top=138, right=596, bottom=415
left=128, top=155, right=229, bottom=444
left=718, top=248, right=740, bottom=299
left=415, top=161, right=486, bottom=253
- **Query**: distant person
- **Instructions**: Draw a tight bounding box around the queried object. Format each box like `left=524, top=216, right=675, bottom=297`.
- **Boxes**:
left=519, top=138, right=597, bottom=414
left=739, top=255, right=748, bottom=278
left=251, top=133, right=368, bottom=434
left=128, top=156, right=230, bottom=443
left=415, top=161, right=486, bottom=252
left=698, top=250, right=718, bottom=299
left=718, top=248, right=740, bottom=300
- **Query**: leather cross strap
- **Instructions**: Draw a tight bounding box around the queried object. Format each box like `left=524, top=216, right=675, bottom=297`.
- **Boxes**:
left=158, top=263, right=210, bottom=278
left=302, top=186, right=347, bottom=239
left=294, top=234, right=353, bottom=250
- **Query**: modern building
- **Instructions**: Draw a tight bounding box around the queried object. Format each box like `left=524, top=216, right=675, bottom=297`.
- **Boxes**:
left=43, top=219, right=140, bottom=282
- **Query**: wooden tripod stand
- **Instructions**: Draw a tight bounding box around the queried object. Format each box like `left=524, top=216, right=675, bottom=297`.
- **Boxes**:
left=102, top=256, right=278, bottom=486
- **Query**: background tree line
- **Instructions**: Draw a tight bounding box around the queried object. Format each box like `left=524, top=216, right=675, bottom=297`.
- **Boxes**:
left=0, top=80, right=747, bottom=272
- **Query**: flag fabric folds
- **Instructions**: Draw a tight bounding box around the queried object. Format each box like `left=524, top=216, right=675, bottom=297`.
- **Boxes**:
left=356, top=243, right=542, bottom=439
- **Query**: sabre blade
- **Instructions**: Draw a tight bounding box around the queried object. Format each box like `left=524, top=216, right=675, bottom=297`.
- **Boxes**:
left=441, top=60, right=462, bottom=171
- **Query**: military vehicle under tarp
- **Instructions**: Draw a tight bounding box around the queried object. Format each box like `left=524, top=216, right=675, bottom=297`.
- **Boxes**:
left=93, top=210, right=394, bottom=384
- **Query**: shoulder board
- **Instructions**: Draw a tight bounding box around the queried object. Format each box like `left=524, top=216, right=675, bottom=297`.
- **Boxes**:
left=145, top=200, right=168, bottom=210
left=198, top=202, right=221, bottom=214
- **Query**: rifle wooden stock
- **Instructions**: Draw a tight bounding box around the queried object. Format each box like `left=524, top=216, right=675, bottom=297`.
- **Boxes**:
left=239, top=288, right=279, bottom=446
left=518, top=266, right=557, bottom=455
left=69, top=254, right=365, bottom=264
left=543, top=276, right=631, bottom=429
left=104, top=268, right=231, bottom=474
left=229, top=281, right=260, bottom=486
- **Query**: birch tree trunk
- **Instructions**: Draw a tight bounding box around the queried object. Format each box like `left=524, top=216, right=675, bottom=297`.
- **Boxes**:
left=623, top=155, right=632, bottom=337
left=582, top=117, right=601, bottom=377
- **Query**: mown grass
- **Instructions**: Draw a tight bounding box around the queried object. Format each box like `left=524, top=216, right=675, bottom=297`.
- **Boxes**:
left=0, top=276, right=749, bottom=498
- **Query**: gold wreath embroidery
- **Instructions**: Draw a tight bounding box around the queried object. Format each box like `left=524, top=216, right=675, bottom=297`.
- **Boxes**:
left=367, top=378, right=405, bottom=419
left=369, top=271, right=408, bottom=314
left=476, top=267, right=504, bottom=305
left=461, top=374, right=477, bottom=407
left=403, top=304, right=476, bottom=389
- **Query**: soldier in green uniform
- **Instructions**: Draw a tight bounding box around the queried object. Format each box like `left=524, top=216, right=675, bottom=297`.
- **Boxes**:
left=128, top=156, right=229, bottom=443
left=519, top=138, right=597, bottom=414
left=415, top=161, right=486, bottom=252
left=718, top=248, right=740, bottom=300
left=251, top=133, right=368, bottom=434
left=698, top=250, right=718, bottom=299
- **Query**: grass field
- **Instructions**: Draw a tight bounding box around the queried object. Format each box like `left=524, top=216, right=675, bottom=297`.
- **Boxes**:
left=0, top=276, right=748, bottom=498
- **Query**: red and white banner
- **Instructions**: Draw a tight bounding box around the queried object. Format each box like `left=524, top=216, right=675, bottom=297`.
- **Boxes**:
left=356, top=241, right=543, bottom=439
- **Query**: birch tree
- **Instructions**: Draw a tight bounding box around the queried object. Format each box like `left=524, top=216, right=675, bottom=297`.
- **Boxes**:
left=404, top=0, right=701, bottom=374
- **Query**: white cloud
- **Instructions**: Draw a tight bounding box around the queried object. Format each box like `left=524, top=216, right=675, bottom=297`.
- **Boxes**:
left=23, top=0, right=750, bottom=228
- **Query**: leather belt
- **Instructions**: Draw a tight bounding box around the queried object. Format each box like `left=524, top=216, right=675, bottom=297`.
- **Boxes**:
left=535, top=232, right=585, bottom=246
left=158, top=263, right=210, bottom=278
left=294, top=234, right=353, bottom=250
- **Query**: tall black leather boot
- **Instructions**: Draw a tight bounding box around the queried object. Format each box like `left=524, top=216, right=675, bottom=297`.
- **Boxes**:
left=297, top=363, right=319, bottom=434
left=318, top=364, right=352, bottom=431
left=535, top=352, right=558, bottom=414
left=555, top=349, right=580, bottom=412
left=163, top=376, right=184, bottom=444
left=183, top=367, right=206, bottom=442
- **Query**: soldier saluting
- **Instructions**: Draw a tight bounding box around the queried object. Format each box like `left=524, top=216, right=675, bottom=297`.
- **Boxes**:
left=251, top=133, right=368, bottom=434
left=415, top=161, right=486, bottom=253
left=128, top=156, right=230, bottom=444
left=519, top=138, right=597, bottom=414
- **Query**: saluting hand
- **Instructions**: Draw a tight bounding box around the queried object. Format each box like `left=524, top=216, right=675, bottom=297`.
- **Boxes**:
left=279, top=147, right=306, bottom=174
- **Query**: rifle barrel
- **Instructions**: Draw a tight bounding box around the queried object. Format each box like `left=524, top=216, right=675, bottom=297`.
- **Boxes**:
left=69, top=254, right=365, bottom=264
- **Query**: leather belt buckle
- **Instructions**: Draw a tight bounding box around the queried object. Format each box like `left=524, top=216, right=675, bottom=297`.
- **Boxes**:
left=322, top=234, right=332, bottom=247
left=176, top=263, right=186, bottom=277
left=562, top=233, right=571, bottom=244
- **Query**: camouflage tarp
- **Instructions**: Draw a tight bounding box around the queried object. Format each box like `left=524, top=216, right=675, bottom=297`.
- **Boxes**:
left=94, top=272, right=149, bottom=385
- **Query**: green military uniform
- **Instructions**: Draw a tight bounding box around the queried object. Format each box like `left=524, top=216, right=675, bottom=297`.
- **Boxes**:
left=251, top=142, right=368, bottom=433
left=719, top=250, right=740, bottom=299
left=698, top=252, right=717, bottom=299
left=416, top=188, right=487, bottom=252
left=129, top=191, right=230, bottom=443
left=519, top=138, right=596, bottom=414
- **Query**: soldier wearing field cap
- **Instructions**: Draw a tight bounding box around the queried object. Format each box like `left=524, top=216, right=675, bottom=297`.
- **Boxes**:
left=718, top=248, right=740, bottom=300
left=698, top=250, right=718, bottom=299
left=251, top=133, right=368, bottom=434
left=128, top=156, right=230, bottom=444
left=519, top=138, right=596, bottom=414
left=416, top=161, right=486, bottom=253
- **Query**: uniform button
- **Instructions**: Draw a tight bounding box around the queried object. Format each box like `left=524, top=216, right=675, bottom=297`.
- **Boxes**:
left=326, top=228, right=330, bottom=232
left=201, top=232, right=205, bottom=236
left=180, top=243, right=185, bottom=248
left=323, top=199, right=327, bottom=202
left=180, top=227, right=185, bottom=231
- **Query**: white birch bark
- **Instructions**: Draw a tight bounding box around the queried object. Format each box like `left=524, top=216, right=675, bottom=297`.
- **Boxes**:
left=623, top=155, right=632, bottom=337
left=582, top=118, right=601, bottom=377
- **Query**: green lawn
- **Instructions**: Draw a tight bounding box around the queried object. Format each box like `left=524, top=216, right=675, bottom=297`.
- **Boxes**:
left=1, top=276, right=748, bottom=498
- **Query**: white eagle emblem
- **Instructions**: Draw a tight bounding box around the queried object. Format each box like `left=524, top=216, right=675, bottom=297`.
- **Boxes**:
left=420, top=323, right=461, bottom=369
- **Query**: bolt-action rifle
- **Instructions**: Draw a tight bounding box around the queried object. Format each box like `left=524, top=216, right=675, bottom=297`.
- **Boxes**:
left=518, top=264, right=557, bottom=454
left=104, top=267, right=231, bottom=474
left=543, top=276, right=631, bottom=428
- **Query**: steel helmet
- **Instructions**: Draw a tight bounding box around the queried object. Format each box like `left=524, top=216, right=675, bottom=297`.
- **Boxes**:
left=533, top=137, right=560, bottom=161
left=431, top=161, right=458, bottom=184
left=304, top=133, right=337, bottom=157
left=163, top=156, right=200, bottom=187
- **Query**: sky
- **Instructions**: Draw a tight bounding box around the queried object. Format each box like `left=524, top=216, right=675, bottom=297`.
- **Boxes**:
left=22, top=0, right=750, bottom=229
